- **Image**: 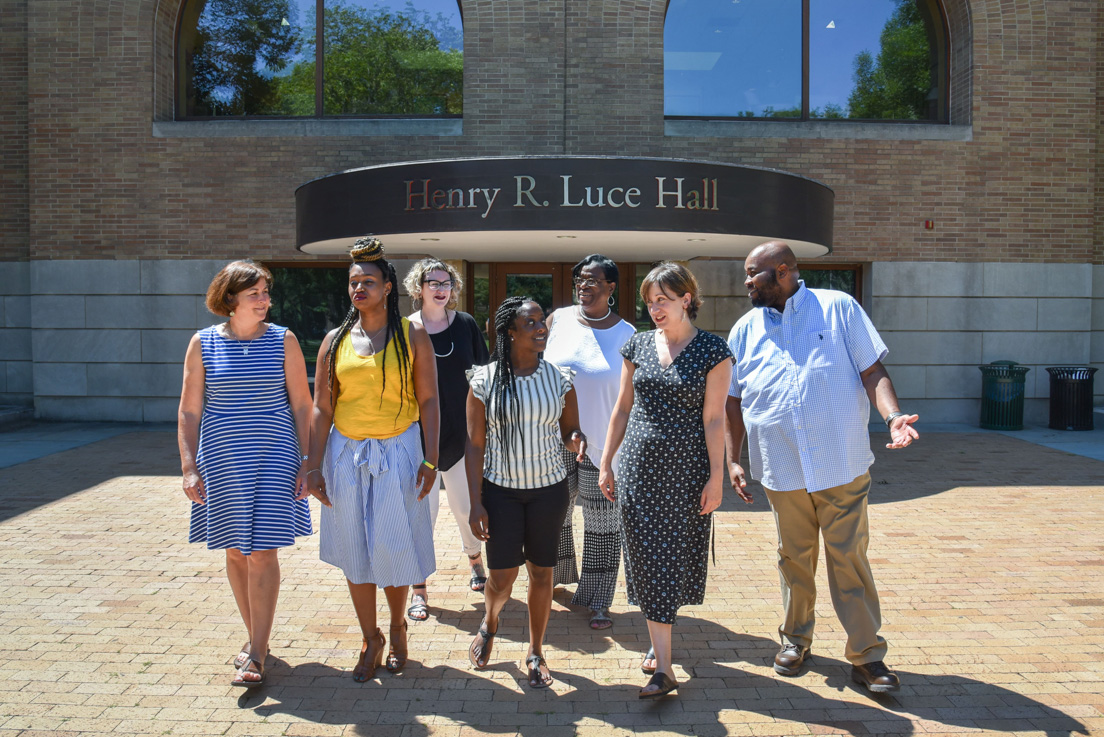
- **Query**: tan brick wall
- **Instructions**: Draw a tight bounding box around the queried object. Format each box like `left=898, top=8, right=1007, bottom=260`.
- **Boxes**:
left=8, top=0, right=1102, bottom=267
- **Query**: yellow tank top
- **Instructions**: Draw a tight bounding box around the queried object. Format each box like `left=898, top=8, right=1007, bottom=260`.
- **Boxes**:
left=333, top=318, right=419, bottom=440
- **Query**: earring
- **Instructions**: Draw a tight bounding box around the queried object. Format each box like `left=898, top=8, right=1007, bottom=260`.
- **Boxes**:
left=607, top=294, right=615, bottom=307
left=229, top=310, right=235, bottom=317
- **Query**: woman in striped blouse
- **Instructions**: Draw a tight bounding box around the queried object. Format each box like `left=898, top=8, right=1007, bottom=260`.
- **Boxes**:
left=465, top=296, right=586, bottom=689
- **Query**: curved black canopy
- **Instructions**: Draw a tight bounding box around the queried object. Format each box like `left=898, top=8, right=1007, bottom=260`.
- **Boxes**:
left=296, top=156, right=833, bottom=260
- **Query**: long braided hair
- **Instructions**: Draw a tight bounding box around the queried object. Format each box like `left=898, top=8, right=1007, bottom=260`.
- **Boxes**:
left=324, top=236, right=411, bottom=418
left=487, top=296, right=530, bottom=480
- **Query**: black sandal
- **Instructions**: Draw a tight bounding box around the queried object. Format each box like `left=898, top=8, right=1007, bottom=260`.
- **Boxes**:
left=641, top=647, right=656, bottom=675
left=469, top=555, right=488, bottom=592
left=407, top=585, right=429, bottom=622
left=525, top=653, right=553, bottom=689
left=638, top=671, right=678, bottom=699
left=468, top=618, right=496, bottom=669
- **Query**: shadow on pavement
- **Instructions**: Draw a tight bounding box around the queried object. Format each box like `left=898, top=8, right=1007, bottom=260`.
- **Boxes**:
left=239, top=615, right=1086, bottom=736
left=0, top=430, right=177, bottom=524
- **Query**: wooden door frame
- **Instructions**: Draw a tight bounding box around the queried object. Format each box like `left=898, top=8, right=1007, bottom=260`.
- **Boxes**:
left=489, top=262, right=570, bottom=317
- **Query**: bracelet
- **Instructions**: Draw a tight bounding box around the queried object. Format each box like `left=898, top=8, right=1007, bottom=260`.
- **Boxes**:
left=421, top=459, right=438, bottom=471
left=884, top=411, right=906, bottom=427
left=306, top=468, right=323, bottom=476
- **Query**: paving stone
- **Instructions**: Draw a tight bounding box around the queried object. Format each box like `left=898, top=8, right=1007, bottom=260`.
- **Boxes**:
left=0, top=430, right=1101, bottom=736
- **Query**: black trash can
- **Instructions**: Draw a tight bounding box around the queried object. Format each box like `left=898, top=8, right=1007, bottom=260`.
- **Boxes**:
left=1045, top=367, right=1097, bottom=431
left=978, top=361, right=1030, bottom=430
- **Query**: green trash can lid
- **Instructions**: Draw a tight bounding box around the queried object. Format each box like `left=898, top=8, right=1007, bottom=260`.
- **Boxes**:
left=989, top=360, right=1018, bottom=366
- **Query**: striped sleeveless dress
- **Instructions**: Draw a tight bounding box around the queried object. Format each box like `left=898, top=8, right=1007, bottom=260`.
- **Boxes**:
left=189, top=324, right=312, bottom=555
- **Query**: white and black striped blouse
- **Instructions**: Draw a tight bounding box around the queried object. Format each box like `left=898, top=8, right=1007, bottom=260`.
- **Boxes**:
left=467, top=360, right=575, bottom=489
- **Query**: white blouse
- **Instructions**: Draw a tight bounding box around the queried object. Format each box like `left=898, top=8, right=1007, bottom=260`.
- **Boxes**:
left=543, top=307, right=635, bottom=470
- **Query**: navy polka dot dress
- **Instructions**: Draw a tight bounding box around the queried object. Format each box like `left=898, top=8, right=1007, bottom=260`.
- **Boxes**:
left=618, top=329, right=732, bottom=624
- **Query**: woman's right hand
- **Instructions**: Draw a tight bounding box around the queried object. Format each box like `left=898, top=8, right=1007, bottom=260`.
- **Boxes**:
left=305, top=468, right=332, bottom=508
left=182, top=469, right=206, bottom=505
left=469, top=503, right=490, bottom=541
left=597, top=466, right=616, bottom=502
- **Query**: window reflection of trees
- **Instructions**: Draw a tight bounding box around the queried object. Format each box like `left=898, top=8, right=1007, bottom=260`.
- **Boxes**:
left=665, top=0, right=944, bottom=122
left=179, top=0, right=462, bottom=118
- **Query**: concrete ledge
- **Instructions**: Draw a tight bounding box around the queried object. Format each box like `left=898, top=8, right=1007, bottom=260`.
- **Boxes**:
left=152, top=118, right=463, bottom=138
left=666, top=120, right=972, bottom=141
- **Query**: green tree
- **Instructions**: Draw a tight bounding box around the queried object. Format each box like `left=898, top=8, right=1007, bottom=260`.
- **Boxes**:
left=847, top=0, right=933, bottom=120
left=190, top=0, right=302, bottom=115
left=275, top=0, right=462, bottom=115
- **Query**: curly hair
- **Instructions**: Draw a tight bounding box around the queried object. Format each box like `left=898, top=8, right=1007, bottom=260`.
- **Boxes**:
left=324, top=237, right=411, bottom=416
left=639, top=261, right=703, bottom=321
left=401, top=258, right=463, bottom=310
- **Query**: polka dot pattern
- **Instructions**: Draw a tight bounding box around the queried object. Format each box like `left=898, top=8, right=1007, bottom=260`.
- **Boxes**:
left=617, top=329, right=733, bottom=624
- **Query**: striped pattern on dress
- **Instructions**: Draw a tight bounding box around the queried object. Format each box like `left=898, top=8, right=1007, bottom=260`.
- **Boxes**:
left=319, top=423, right=436, bottom=586
left=467, top=361, right=575, bottom=490
left=190, top=324, right=312, bottom=555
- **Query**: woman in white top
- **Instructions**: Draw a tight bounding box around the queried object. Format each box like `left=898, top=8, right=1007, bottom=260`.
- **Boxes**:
left=465, top=296, right=586, bottom=689
left=545, top=254, right=635, bottom=630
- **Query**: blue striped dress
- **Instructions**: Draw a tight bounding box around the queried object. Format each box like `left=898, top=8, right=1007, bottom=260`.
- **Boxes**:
left=189, top=324, right=312, bottom=555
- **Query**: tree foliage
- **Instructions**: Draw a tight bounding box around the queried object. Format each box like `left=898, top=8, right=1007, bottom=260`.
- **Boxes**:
left=187, top=0, right=462, bottom=116
left=847, top=0, right=933, bottom=120
left=189, top=0, right=302, bottom=115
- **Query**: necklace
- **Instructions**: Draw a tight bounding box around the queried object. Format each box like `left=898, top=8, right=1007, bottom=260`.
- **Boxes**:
left=577, top=305, right=611, bottom=322
left=429, top=311, right=455, bottom=358
left=354, top=322, right=388, bottom=355
left=224, top=323, right=264, bottom=355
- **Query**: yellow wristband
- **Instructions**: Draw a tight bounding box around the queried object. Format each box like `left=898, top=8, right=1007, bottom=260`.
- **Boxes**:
left=421, top=459, right=438, bottom=471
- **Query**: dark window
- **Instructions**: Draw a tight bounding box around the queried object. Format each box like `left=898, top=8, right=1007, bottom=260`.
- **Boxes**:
left=177, top=0, right=463, bottom=118
left=665, top=0, right=946, bottom=122
left=265, top=264, right=350, bottom=378
left=800, top=264, right=863, bottom=304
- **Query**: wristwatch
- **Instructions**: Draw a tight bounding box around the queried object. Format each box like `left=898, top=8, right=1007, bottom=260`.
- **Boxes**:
left=884, top=411, right=906, bottom=427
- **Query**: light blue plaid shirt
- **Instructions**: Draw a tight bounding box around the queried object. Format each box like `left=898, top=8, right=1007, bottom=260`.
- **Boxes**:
left=728, top=282, right=887, bottom=493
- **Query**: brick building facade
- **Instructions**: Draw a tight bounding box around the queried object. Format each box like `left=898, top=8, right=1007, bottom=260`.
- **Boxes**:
left=0, top=0, right=1101, bottom=424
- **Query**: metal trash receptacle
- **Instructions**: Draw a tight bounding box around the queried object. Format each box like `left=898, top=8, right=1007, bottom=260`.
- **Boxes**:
left=978, top=361, right=1030, bottom=430
left=1045, top=367, right=1097, bottom=431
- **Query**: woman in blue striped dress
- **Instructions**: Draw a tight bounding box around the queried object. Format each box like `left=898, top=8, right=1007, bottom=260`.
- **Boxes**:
left=178, top=260, right=314, bottom=688
left=302, top=237, right=440, bottom=682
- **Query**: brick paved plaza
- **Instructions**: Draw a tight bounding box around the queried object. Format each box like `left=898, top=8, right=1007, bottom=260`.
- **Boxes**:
left=0, top=429, right=1101, bottom=736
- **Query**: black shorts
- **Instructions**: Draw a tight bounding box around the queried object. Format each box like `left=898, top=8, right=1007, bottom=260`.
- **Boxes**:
left=481, top=477, right=569, bottom=570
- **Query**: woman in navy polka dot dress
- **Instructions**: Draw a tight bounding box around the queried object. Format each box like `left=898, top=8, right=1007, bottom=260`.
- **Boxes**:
left=598, top=262, right=733, bottom=699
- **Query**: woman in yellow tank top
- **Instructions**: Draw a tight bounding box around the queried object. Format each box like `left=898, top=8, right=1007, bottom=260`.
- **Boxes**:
left=303, top=237, right=440, bottom=682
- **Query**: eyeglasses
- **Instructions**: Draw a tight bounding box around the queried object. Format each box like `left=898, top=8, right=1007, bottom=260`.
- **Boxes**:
left=573, top=278, right=613, bottom=289
left=423, top=280, right=454, bottom=291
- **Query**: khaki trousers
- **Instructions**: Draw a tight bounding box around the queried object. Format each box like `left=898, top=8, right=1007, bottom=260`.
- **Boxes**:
left=765, top=472, right=887, bottom=665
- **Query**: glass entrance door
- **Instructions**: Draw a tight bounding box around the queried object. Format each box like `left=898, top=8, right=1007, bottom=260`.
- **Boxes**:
left=492, top=263, right=570, bottom=318
left=467, top=260, right=649, bottom=347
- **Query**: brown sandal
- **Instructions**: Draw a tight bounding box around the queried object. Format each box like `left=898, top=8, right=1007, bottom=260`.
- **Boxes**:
left=352, top=628, right=385, bottom=682
left=231, top=658, right=265, bottom=688
left=386, top=621, right=408, bottom=673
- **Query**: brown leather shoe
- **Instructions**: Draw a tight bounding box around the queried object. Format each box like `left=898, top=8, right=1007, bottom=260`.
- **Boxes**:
left=773, top=643, right=810, bottom=676
left=851, top=661, right=900, bottom=693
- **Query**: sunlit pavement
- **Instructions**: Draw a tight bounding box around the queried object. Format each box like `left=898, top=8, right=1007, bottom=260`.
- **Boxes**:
left=0, top=425, right=1101, bottom=737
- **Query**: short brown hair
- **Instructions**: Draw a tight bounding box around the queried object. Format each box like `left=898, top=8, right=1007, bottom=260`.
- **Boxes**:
left=639, top=262, right=703, bottom=321
left=402, top=258, right=463, bottom=310
left=205, top=260, right=274, bottom=317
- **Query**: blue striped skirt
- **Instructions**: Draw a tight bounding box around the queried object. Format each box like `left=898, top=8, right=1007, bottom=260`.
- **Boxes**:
left=319, top=423, right=436, bottom=587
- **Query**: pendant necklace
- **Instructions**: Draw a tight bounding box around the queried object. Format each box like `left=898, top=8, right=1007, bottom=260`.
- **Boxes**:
left=578, top=305, right=611, bottom=322
left=431, top=311, right=455, bottom=358
left=355, top=322, right=388, bottom=355
left=225, top=323, right=262, bottom=355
